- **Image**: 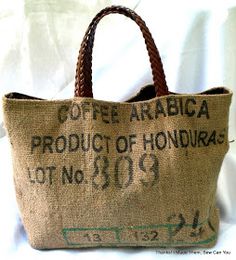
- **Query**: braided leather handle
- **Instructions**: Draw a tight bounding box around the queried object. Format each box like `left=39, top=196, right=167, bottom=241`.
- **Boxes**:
left=75, top=5, right=169, bottom=98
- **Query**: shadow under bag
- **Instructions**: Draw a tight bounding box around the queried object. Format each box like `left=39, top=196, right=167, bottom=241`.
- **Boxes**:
left=2, top=6, right=232, bottom=249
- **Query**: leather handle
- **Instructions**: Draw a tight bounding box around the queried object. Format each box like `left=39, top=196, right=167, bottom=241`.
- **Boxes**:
left=74, top=5, right=169, bottom=98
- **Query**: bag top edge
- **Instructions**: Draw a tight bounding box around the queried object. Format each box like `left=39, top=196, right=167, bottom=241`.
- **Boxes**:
left=2, top=86, right=233, bottom=105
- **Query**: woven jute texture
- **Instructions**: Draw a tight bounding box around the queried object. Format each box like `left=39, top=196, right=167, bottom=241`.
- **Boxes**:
left=2, top=86, right=232, bottom=249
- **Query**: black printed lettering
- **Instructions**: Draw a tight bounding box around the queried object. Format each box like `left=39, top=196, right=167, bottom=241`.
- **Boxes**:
left=68, top=134, right=80, bottom=152
left=83, top=233, right=102, bottom=242
left=217, top=129, right=225, bottom=144
left=30, top=133, right=113, bottom=154
left=58, top=105, right=69, bottom=123
left=31, top=136, right=41, bottom=154
left=185, top=98, right=196, bottom=117
left=139, top=153, right=159, bottom=187
left=116, top=136, right=128, bottom=153
left=179, top=97, right=184, bottom=115
left=28, top=167, right=35, bottom=183
left=100, top=105, right=109, bottom=124
left=143, top=133, right=154, bottom=151
left=81, top=102, right=90, bottom=120
left=192, top=209, right=200, bottom=229
left=190, top=210, right=204, bottom=238
left=141, top=103, right=153, bottom=120
left=167, top=97, right=178, bottom=116
left=133, top=230, right=159, bottom=242
left=103, top=135, right=111, bottom=153
left=167, top=130, right=178, bottom=148
left=46, top=166, right=56, bottom=185
left=114, top=156, right=133, bottom=189
left=92, top=156, right=109, bottom=190
left=28, top=166, right=56, bottom=185
left=155, top=132, right=167, bottom=150
left=92, top=134, right=103, bottom=153
left=43, top=136, right=54, bottom=153
left=92, top=102, right=100, bottom=120
left=70, top=103, right=81, bottom=120
left=198, top=131, right=208, bottom=146
left=111, top=105, right=119, bottom=123
left=36, top=167, right=46, bottom=184
left=62, top=166, right=73, bottom=184
left=74, top=170, right=84, bottom=184
left=179, top=130, right=189, bottom=148
left=130, top=104, right=140, bottom=121
left=81, top=133, right=90, bottom=152
left=129, top=134, right=137, bottom=152
left=62, top=166, right=84, bottom=184
left=55, top=135, right=67, bottom=153
left=58, top=102, right=119, bottom=124
left=58, top=98, right=210, bottom=126
left=155, top=99, right=166, bottom=118
left=197, top=100, right=209, bottom=119
left=189, top=130, right=197, bottom=147
left=207, top=130, right=216, bottom=146
left=167, top=213, right=186, bottom=237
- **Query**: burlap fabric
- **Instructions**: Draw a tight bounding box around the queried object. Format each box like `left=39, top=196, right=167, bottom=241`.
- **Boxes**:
left=2, top=6, right=233, bottom=249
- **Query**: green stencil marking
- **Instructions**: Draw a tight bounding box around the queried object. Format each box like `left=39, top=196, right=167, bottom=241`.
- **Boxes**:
left=62, top=218, right=216, bottom=247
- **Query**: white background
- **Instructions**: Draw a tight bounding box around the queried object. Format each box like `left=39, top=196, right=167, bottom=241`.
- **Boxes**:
left=0, top=0, right=235, bottom=259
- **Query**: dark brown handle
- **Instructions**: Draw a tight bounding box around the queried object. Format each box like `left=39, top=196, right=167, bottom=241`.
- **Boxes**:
left=74, top=5, right=169, bottom=98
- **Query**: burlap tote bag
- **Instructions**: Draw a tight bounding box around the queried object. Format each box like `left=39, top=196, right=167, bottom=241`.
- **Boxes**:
left=2, top=6, right=232, bottom=249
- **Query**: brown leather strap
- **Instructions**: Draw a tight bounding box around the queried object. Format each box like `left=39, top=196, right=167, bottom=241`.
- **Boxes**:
left=74, top=5, right=169, bottom=98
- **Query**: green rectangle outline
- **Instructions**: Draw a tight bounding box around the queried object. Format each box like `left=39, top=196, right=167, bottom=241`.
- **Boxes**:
left=62, top=218, right=216, bottom=247
left=62, top=226, right=122, bottom=245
